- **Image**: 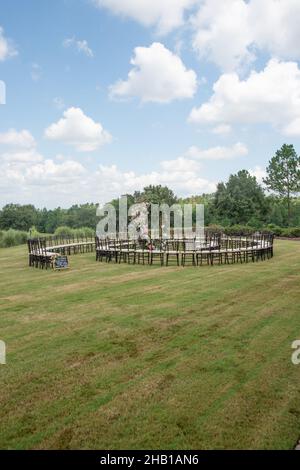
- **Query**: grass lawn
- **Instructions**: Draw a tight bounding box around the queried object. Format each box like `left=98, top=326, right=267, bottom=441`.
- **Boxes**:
left=0, top=240, right=300, bottom=450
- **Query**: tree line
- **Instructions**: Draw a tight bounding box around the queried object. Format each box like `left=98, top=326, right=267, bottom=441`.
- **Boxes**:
left=1, top=144, right=300, bottom=234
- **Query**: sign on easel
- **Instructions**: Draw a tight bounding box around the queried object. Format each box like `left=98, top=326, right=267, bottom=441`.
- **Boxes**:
left=54, top=256, right=69, bottom=270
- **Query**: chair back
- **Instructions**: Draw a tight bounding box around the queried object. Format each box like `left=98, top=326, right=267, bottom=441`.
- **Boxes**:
left=184, top=239, right=195, bottom=251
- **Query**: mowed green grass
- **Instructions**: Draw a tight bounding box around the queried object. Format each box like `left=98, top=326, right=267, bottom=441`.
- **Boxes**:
left=0, top=241, right=300, bottom=450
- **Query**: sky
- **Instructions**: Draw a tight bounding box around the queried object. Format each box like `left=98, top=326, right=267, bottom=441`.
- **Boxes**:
left=1, top=0, right=300, bottom=208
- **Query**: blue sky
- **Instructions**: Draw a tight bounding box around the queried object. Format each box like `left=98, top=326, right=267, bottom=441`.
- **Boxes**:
left=1, top=0, right=300, bottom=208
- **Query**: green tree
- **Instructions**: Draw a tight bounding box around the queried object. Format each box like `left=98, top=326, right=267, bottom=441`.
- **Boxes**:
left=0, top=204, right=37, bottom=231
left=179, top=193, right=216, bottom=226
left=65, top=203, right=98, bottom=229
left=44, top=208, right=66, bottom=233
left=213, top=170, right=268, bottom=225
left=134, top=185, right=177, bottom=206
left=263, top=144, right=300, bottom=225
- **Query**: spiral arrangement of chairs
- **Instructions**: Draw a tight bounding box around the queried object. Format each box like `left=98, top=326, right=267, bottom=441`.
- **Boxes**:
left=27, top=233, right=274, bottom=269
left=95, top=233, right=274, bottom=267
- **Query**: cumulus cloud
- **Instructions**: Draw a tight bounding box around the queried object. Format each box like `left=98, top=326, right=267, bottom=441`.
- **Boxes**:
left=250, top=0, right=300, bottom=61
left=1, top=150, right=43, bottom=164
left=192, top=0, right=300, bottom=71
left=93, top=0, right=197, bottom=35
left=0, top=126, right=247, bottom=207
left=192, top=0, right=253, bottom=72
left=21, top=159, right=85, bottom=185
left=0, top=26, right=17, bottom=61
left=93, top=159, right=215, bottom=197
left=44, top=107, right=112, bottom=152
left=63, top=37, right=94, bottom=58
left=249, top=165, right=267, bottom=184
left=0, top=128, right=85, bottom=202
left=184, top=142, right=248, bottom=160
left=1, top=158, right=85, bottom=187
left=110, top=42, right=197, bottom=103
left=0, top=129, right=42, bottom=163
left=0, top=155, right=214, bottom=206
left=160, top=157, right=202, bottom=173
left=189, top=59, right=300, bottom=136
left=0, top=129, right=36, bottom=148
left=2, top=135, right=241, bottom=205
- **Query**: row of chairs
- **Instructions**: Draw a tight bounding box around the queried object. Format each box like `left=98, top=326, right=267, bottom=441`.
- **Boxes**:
left=46, top=236, right=95, bottom=255
left=95, top=236, right=274, bottom=267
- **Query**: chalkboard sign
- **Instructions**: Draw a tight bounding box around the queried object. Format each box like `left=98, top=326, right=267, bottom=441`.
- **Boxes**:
left=54, top=256, right=69, bottom=270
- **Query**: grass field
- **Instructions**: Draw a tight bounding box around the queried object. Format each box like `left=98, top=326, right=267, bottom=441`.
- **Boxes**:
left=0, top=240, right=300, bottom=450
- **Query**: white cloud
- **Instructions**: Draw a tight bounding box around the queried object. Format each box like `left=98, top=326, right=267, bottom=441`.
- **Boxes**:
left=0, top=129, right=36, bottom=149
left=0, top=26, right=17, bottom=61
left=0, top=129, right=42, bottom=164
left=189, top=59, right=300, bottom=136
left=0, top=136, right=229, bottom=206
left=184, top=142, right=248, bottom=160
left=0, top=128, right=246, bottom=207
left=192, top=0, right=300, bottom=72
left=93, top=0, right=197, bottom=35
left=192, top=0, right=253, bottom=72
left=249, top=165, right=266, bottom=184
left=0, top=129, right=85, bottom=200
left=1, top=150, right=43, bottom=164
left=110, top=42, right=197, bottom=103
left=0, top=155, right=214, bottom=206
left=44, top=107, right=112, bottom=152
left=1, top=159, right=85, bottom=187
left=93, top=160, right=215, bottom=197
left=249, top=0, right=300, bottom=61
left=283, top=118, right=300, bottom=137
left=22, top=159, right=85, bottom=185
left=160, top=157, right=202, bottom=172
left=1, top=139, right=251, bottom=205
left=63, top=37, right=94, bottom=58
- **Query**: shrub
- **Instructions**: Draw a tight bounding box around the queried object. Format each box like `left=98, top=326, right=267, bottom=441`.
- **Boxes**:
left=54, top=226, right=95, bottom=239
left=263, top=225, right=300, bottom=237
left=264, top=224, right=284, bottom=236
left=290, top=227, right=300, bottom=237
left=0, top=229, right=28, bottom=248
left=205, top=224, right=224, bottom=234
left=54, top=226, right=74, bottom=238
left=73, top=227, right=95, bottom=238
left=280, top=227, right=300, bottom=238
left=224, top=225, right=256, bottom=236
left=0, top=225, right=96, bottom=249
left=28, top=226, right=43, bottom=238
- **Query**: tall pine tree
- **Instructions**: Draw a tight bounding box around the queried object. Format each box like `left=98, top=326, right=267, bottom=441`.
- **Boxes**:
left=263, top=144, right=300, bottom=225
